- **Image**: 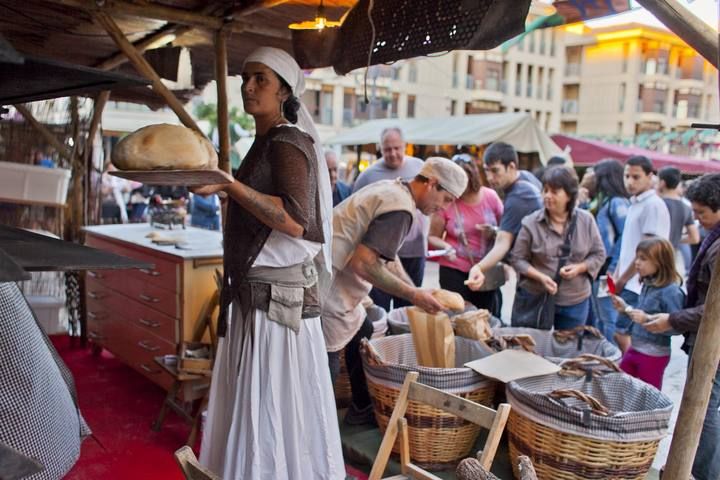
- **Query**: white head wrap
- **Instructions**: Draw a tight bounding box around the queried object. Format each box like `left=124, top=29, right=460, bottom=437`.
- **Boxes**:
left=243, top=47, right=333, bottom=275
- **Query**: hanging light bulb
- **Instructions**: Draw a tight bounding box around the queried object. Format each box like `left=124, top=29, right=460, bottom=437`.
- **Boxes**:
left=288, top=0, right=342, bottom=30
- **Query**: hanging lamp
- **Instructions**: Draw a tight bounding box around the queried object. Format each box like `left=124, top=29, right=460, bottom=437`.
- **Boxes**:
left=288, top=0, right=342, bottom=30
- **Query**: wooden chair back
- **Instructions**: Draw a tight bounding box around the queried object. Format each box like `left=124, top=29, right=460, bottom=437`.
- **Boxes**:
left=174, top=446, right=221, bottom=480
left=369, top=371, right=511, bottom=480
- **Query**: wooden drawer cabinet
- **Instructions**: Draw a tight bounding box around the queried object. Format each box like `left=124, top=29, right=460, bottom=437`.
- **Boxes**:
left=84, top=225, right=222, bottom=392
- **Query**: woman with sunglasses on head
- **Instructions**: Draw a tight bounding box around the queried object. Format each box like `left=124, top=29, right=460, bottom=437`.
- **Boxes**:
left=429, top=154, right=504, bottom=315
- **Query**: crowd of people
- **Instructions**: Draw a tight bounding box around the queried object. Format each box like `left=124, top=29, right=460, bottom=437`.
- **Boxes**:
left=326, top=128, right=720, bottom=480
left=183, top=47, right=719, bottom=480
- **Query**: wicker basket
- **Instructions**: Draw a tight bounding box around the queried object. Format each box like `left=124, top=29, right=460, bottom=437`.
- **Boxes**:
left=334, top=349, right=352, bottom=408
left=492, top=326, right=621, bottom=364
left=361, top=334, right=496, bottom=469
left=387, top=306, right=501, bottom=335
left=506, top=358, right=673, bottom=480
left=334, top=305, right=388, bottom=408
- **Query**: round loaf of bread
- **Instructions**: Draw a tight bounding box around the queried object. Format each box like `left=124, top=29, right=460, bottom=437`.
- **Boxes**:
left=111, top=124, right=218, bottom=170
left=432, top=289, right=465, bottom=312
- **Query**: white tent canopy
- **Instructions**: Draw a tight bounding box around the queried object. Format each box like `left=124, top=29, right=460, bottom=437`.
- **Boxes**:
left=326, top=113, right=563, bottom=164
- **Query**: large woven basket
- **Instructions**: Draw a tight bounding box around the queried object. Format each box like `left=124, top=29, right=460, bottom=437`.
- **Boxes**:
left=387, top=306, right=501, bottom=335
left=361, top=334, right=496, bottom=469
left=492, top=326, right=621, bottom=364
left=334, top=305, right=387, bottom=408
left=506, top=360, right=673, bottom=480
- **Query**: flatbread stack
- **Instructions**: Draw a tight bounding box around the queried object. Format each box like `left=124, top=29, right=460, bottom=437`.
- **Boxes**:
left=111, top=124, right=218, bottom=170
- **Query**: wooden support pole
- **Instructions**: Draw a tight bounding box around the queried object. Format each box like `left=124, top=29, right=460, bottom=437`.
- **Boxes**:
left=93, top=12, right=202, bottom=134
left=662, top=254, right=720, bottom=479
left=95, top=24, right=193, bottom=71
left=215, top=29, right=231, bottom=174
left=233, top=0, right=291, bottom=17
left=84, top=91, right=110, bottom=225
left=50, top=0, right=290, bottom=39
left=12, top=104, right=73, bottom=161
left=635, top=0, right=718, bottom=69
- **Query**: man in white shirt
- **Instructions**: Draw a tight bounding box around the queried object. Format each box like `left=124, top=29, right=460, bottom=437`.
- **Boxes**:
left=614, top=155, right=670, bottom=351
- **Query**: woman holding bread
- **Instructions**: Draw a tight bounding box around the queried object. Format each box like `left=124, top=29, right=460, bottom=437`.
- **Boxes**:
left=510, top=166, right=606, bottom=330
left=193, top=47, right=343, bottom=479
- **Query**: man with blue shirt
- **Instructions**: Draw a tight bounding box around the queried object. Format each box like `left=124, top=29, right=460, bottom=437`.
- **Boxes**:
left=326, top=150, right=351, bottom=206
left=467, top=142, right=543, bottom=292
left=352, top=127, right=428, bottom=309
left=614, top=155, right=670, bottom=352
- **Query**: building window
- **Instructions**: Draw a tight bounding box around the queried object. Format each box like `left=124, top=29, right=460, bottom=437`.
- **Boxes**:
left=391, top=93, right=399, bottom=118
left=515, top=64, right=522, bottom=96
left=622, top=43, right=629, bottom=73
left=547, top=68, right=554, bottom=100
left=408, top=62, right=418, bottom=83
left=450, top=99, right=457, bottom=115
left=527, top=66, right=534, bottom=97
left=537, top=67, right=544, bottom=99
left=539, top=30, right=546, bottom=55
left=529, top=31, right=535, bottom=53
left=518, top=36, right=524, bottom=51
left=486, top=69, right=500, bottom=91
left=619, top=83, right=626, bottom=112
left=320, top=90, right=333, bottom=125
left=407, top=95, right=416, bottom=117
left=343, top=90, right=354, bottom=127
left=550, top=29, right=556, bottom=56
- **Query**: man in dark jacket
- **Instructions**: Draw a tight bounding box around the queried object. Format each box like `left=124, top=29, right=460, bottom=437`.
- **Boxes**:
left=644, top=173, right=720, bottom=480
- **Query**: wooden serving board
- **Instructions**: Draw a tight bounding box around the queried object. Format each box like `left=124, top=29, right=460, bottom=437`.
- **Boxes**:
left=110, top=169, right=233, bottom=186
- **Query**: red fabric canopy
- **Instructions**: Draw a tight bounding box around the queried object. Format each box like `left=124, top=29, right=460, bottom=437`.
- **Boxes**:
left=552, top=134, right=720, bottom=175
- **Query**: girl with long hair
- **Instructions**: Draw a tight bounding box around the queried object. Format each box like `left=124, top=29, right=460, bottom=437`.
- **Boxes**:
left=612, top=237, right=684, bottom=389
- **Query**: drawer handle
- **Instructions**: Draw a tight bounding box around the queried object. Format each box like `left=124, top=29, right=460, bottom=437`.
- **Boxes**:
left=139, top=268, right=161, bottom=277
left=138, top=318, right=161, bottom=328
left=139, top=294, right=160, bottom=303
left=87, top=271, right=105, bottom=279
left=87, top=311, right=107, bottom=320
left=140, top=363, right=160, bottom=374
left=88, top=291, right=106, bottom=300
left=138, top=340, right=160, bottom=352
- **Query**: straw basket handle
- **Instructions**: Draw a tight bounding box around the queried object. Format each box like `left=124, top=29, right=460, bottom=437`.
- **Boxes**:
left=553, top=325, right=604, bottom=343
left=559, top=354, right=620, bottom=378
left=500, top=334, right=537, bottom=352
left=360, top=338, right=385, bottom=367
left=549, top=389, right=610, bottom=416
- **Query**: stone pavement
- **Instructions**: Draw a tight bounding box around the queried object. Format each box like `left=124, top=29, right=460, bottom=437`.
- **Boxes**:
left=421, top=260, right=689, bottom=477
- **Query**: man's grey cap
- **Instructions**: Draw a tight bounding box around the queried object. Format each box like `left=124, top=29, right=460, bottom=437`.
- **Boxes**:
left=420, top=157, right=468, bottom=198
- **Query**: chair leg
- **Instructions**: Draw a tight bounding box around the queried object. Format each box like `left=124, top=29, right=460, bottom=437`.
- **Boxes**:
left=153, top=380, right=181, bottom=432
left=186, top=393, right=209, bottom=446
left=368, top=371, right=418, bottom=480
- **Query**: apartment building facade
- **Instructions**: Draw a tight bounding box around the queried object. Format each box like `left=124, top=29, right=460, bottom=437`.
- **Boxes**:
left=560, top=23, right=718, bottom=138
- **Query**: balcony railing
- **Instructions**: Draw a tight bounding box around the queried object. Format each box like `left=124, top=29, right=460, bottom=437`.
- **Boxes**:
left=561, top=100, right=579, bottom=114
left=565, top=63, right=581, bottom=76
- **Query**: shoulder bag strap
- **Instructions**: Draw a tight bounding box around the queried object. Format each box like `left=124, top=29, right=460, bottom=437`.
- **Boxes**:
left=552, top=212, right=579, bottom=284
left=453, top=202, right=476, bottom=265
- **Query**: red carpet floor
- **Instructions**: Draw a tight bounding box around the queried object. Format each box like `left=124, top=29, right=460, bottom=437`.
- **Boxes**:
left=53, top=335, right=368, bottom=480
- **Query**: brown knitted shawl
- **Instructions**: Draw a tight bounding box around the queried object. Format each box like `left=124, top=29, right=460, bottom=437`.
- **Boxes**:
left=218, top=125, right=323, bottom=336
